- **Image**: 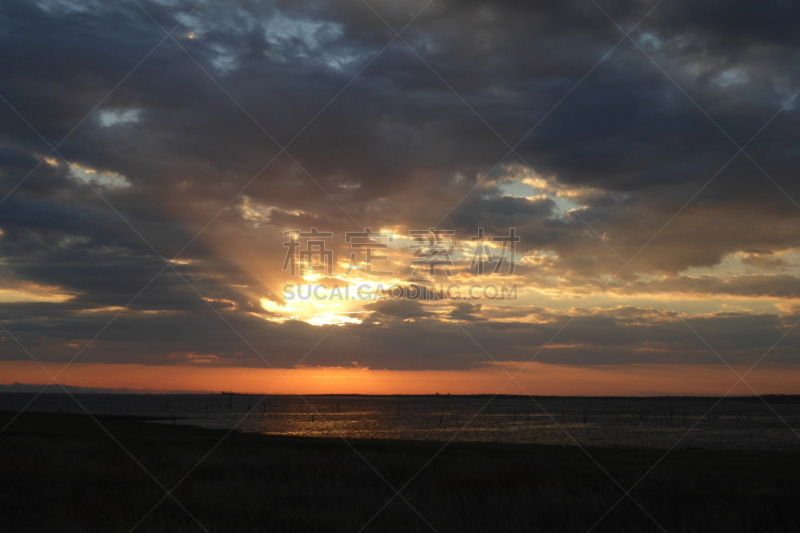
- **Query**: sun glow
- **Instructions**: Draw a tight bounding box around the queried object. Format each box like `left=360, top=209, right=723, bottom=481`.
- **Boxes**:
left=260, top=289, right=367, bottom=326
left=4, top=360, right=800, bottom=396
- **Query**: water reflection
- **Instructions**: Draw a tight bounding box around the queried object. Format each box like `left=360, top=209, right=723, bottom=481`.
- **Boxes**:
left=4, top=393, right=799, bottom=451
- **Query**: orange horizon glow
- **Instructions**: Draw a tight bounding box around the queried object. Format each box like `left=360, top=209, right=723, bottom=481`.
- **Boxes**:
left=2, top=361, right=800, bottom=396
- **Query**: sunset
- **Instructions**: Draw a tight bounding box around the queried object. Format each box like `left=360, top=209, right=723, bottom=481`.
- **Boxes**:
left=1, top=0, right=799, bottom=531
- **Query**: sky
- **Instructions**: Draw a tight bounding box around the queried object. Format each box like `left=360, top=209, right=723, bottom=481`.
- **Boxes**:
left=1, top=0, right=800, bottom=395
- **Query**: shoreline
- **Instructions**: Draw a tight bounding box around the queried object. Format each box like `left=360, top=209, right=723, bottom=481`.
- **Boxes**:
left=6, top=407, right=800, bottom=456
left=4, top=388, right=800, bottom=401
left=4, top=408, right=800, bottom=457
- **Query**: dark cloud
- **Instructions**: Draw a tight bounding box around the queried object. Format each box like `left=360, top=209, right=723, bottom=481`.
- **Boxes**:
left=448, top=302, right=483, bottom=321
left=365, top=299, right=430, bottom=319
left=1, top=0, right=799, bottom=372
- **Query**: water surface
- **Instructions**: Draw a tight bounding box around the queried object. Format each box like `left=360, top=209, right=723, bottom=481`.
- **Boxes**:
left=4, top=393, right=800, bottom=451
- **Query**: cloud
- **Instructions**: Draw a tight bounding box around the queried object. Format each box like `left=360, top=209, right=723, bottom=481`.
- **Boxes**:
left=449, top=302, right=483, bottom=321
left=365, top=299, right=430, bottom=319
left=1, top=0, right=799, bottom=373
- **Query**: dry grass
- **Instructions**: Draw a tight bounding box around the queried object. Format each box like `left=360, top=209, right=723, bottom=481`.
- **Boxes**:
left=1, top=411, right=799, bottom=532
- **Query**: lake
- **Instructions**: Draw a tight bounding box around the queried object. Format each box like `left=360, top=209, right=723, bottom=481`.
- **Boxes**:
left=3, top=393, right=800, bottom=451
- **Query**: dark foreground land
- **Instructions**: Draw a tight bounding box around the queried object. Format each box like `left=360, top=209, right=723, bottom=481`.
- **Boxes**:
left=1, top=411, right=799, bottom=532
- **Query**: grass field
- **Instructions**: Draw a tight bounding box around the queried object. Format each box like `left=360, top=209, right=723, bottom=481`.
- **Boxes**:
left=1, top=411, right=799, bottom=532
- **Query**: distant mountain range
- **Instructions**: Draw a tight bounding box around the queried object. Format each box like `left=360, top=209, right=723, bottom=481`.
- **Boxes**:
left=0, top=383, right=210, bottom=395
